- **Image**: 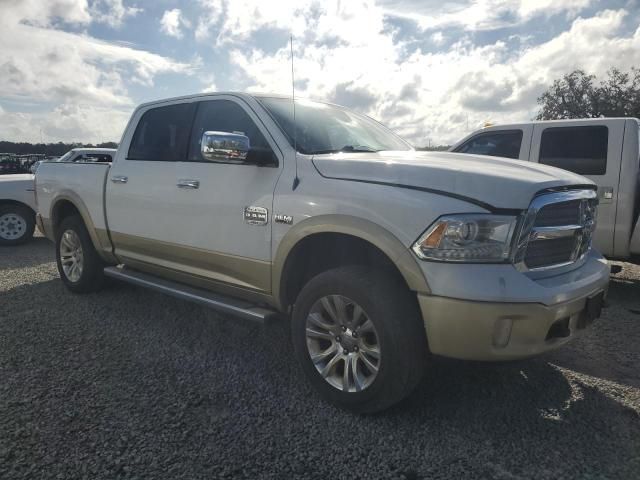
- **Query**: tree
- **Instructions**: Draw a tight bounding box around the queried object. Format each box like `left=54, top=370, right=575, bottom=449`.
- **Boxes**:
left=0, top=141, right=118, bottom=156
left=536, top=68, right=640, bottom=120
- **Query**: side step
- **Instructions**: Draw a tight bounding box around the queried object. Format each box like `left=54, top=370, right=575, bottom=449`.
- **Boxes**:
left=103, top=266, right=278, bottom=323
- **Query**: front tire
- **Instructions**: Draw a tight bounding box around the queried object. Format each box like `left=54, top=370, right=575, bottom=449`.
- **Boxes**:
left=55, top=215, right=104, bottom=293
left=0, top=204, right=35, bottom=246
left=291, top=266, right=427, bottom=414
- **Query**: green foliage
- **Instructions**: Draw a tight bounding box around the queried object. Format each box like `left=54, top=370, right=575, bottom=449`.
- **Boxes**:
left=536, top=68, right=640, bottom=120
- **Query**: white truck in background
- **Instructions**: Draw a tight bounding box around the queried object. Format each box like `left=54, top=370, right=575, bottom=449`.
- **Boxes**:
left=0, top=148, right=116, bottom=245
left=451, top=118, right=640, bottom=263
left=0, top=173, right=37, bottom=245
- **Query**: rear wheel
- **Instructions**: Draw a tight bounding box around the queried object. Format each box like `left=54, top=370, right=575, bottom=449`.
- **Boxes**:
left=291, top=266, right=427, bottom=414
left=0, top=204, right=35, bottom=246
left=55, top=215, right=104, bottom=293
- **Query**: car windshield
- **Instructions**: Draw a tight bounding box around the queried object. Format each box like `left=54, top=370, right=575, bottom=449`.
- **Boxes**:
left=55, top=151, right=75, bottom=162
left=258, top=97, right=412, bottom=155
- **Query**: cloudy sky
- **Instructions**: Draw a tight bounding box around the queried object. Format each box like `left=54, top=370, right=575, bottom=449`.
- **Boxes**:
left=1, top=0, right=639, bottom=146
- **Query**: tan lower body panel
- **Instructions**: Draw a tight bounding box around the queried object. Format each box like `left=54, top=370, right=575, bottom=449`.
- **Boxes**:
left=418, top=289, right=606, bottom=361
left=110, top=231, right=272, bottom=294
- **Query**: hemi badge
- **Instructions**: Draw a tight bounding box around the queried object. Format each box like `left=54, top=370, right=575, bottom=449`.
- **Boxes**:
left=274, top=214, right=293, bottom=225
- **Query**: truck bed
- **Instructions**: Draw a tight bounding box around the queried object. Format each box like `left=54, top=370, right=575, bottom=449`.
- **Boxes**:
left=35, top=162, right=111, bottom=243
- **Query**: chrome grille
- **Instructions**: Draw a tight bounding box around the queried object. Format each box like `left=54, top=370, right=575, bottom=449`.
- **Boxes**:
left=514, top=189, right=598, bottom=271
left=534, top=200, right=581, bottom=227
left=524, top=236, right=576, bottom=269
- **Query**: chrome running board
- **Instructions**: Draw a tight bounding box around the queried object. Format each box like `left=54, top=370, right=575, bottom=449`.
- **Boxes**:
left=103, top=266, right=277, bottom=323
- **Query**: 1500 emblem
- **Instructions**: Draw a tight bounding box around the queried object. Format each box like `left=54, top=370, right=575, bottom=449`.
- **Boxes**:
left=244, top=206, right=268, bottom=225
left=274, top=214, right=293, bottom=225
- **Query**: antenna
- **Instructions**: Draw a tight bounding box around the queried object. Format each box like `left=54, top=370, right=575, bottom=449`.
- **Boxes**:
left=290, top=34, right=300, bottom=190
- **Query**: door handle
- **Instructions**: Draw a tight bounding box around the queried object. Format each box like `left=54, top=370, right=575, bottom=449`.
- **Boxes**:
left=599, top=186, right=614, bottom=200
left=177, top=179, right=200, bottom=189
left=111, top=175, right=128, bottom=184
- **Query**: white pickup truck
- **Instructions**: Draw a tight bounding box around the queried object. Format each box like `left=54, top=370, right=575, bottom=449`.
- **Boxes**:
left=0, top=148, right=116, bottom=245
left=451, top=118, right=640, bottom=263
left=35, top=93, right=610, bottom=413
left=0, top=173, right=37, bottom=245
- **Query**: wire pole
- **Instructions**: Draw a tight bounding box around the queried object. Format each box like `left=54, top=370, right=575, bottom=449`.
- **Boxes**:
left=290, top=35, right=299, bottom=190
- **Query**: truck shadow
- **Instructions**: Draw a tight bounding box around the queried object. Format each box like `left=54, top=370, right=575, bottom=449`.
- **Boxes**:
left=543, top=271, right=640, bottom=389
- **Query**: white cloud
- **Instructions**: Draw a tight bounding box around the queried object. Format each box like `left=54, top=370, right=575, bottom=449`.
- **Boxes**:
left=0, top=0, right=192, bottom=142
left=160, top=8, right=191, bottom=38
left=90, top=0, right=142, bottom=28
left=218, top=2, right=640, bottom=145
left=0, top=0, right=93, bottom=27
left=380, top=0, right=594, bottom=32
left=2, top=0, right=639, bottom=146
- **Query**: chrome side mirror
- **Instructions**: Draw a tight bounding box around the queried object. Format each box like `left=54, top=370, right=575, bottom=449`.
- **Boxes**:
left=201, top=131, right=250, bottom=163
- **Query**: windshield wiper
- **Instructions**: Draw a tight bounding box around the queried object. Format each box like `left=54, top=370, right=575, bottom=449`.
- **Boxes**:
left=310, top=145, right=380, bottom=154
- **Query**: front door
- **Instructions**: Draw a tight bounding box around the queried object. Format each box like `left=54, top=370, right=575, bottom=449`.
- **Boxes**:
left=165, top=96, right=283, bottom=292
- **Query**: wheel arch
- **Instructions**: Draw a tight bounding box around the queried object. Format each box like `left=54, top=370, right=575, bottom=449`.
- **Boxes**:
left=0, top=199, right=36, bottom=218
left=49, top=194, right=112, bottom=261
left=273, top=215, right=430, bottom=311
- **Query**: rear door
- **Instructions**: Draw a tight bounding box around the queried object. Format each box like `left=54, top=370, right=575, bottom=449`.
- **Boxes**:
left=529, top=120, right=625, bottom=255
left=105, top=100, right=196, bottom=265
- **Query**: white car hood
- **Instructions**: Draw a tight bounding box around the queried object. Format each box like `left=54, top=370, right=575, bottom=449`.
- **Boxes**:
left=0, top=173, right=34, bottom=186
left=312, top=151, right=594, bottom=210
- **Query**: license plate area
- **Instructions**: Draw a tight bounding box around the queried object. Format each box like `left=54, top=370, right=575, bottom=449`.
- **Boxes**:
left=577, top=291, right=604, bottom=329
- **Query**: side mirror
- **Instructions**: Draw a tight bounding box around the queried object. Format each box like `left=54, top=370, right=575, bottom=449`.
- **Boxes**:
left=201, top=131, right=250, bottom=163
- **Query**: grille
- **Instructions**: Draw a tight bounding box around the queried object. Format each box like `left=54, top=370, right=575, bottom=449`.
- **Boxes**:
left=517, top=190, right=597, bottom=271
left=524, top=236, right=576, bottom=269
left=534, top=200, right=581, bottom=227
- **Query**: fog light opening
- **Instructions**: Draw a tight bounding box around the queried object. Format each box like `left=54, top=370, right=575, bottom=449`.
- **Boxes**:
left=492, top=318, right=513, bottom=348
left=546, top=317, right=571, bottom=340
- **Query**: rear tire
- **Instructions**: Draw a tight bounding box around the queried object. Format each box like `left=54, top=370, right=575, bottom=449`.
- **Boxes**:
left=0, top=204, right=35, bottom=246
left=291, top=266, right=427, bottom=414
left=55, top=215, right=104, bottom=293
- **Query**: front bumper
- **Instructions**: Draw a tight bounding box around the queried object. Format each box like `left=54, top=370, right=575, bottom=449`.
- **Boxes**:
left=416, top=250, right=610, bottom=361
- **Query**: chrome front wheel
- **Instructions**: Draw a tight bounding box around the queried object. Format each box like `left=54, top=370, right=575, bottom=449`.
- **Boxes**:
left=306, top=295, right=381, bottom=393
left=59, top=229, right=84, bottom=282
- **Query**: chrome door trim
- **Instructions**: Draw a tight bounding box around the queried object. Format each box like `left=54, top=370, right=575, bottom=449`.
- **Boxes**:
left=177, top=179, right=200, bottom=189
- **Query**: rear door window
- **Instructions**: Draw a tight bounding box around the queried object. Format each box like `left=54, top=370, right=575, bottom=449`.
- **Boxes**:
left=454, top=130, right=523, bottom=159
left=128, top=103, right=196, bottom=161
left=539, top=126, right=608, bottom=175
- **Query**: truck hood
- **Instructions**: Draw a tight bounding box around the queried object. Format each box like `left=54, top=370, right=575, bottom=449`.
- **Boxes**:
left=311, top=151, right=594, bottom=210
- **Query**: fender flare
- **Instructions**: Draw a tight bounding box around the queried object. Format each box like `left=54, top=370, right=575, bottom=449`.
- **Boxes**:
left=49, top=191, right=116, bottom=263
left=272, top=214, right=430, bottom=310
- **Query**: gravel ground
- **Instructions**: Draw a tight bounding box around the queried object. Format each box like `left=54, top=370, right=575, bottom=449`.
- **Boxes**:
left=1, top=235, right=639, bottom=479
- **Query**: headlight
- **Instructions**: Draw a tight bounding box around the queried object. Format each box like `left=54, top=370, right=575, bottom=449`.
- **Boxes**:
left=412, top=214, right=518, bottom=262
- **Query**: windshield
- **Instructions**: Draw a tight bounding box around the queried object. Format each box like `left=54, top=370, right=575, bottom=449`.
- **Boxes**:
left=258, top=97, right=412, bottom=155
left=55, top=151, right=75, bottom=162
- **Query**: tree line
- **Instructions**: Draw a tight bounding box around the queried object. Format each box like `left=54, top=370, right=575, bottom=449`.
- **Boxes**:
left=536, top=68, right=640, bottom=120
left=0, top=141, right=118, bottom=157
